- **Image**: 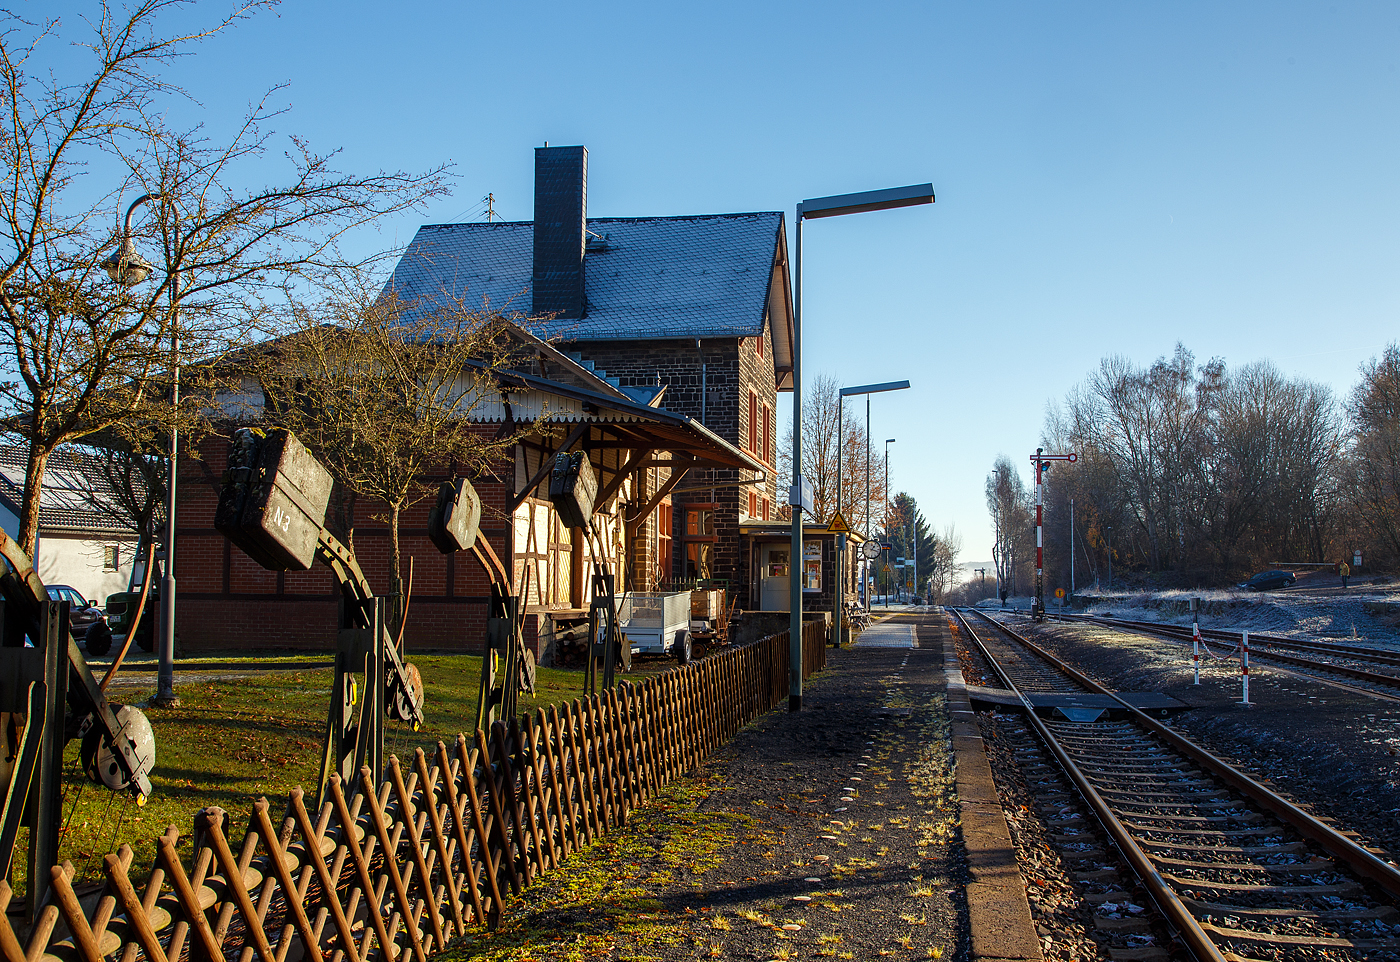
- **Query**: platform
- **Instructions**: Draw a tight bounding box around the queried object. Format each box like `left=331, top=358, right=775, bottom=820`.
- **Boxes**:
left=965, top=685, right=1189, bottom=720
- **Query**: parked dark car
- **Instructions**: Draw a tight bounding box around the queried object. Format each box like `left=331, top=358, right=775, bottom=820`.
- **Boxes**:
left=1239, top=570, right=1296, bottom=591
left=45, top=585, right=104, bottom=639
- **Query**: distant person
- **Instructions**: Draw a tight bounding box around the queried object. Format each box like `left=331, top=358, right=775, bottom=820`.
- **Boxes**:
left=1339, top=560, right=1350, bottom=589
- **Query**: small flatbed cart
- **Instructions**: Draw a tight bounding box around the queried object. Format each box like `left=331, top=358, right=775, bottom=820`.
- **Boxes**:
left=688, top=588, right=728, bottom=643
left=618, top=591, right=693, bottom=663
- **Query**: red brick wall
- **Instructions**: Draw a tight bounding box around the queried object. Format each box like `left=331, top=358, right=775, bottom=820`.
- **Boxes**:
left=175, top=433, right=509, bottom=653
left=569, top=323, right=780, bottom=606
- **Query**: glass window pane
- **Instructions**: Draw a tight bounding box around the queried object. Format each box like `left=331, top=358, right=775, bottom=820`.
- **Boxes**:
left=686, top=508, right=714, bottom=536
left=685, top=543, right=713, bottom=580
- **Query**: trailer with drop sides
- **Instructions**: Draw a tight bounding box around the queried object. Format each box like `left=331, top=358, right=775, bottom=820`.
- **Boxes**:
left=617, top=591, right=692, bottom=663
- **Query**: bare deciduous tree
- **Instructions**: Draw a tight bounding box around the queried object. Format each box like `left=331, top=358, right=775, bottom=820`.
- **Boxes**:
left=778, top=371, right=885, bottom=533
left=1344, top=344, right=1400, bottom=565
left=928, top=524, right=963, bottom=602
left=78, top=442, right=165, bottom=542
left=0, top=1, right=448, bottom=555
left=985, top=455, right=1031, bottom=597
left=255, top=288, right=538, bottom=591
left=1035, top=345, right=1343, bottom=584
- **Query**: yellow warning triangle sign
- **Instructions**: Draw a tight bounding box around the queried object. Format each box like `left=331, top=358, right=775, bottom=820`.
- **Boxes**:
left=828, top=511, right=851, bottom=534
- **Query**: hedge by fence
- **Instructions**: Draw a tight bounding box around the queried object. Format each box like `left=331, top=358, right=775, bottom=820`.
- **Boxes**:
left=0, top=622, right=826, bottom=962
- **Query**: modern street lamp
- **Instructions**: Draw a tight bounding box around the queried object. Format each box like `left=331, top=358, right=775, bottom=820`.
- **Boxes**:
left=788, top=183, right=934, bottom=711
left=882, top=438, right=895, bottom=606
left=910, top=521, right=917, bottom=604
left=835, top=380, right=909, bottom=643
left=103, top=193, right=181, bottom=707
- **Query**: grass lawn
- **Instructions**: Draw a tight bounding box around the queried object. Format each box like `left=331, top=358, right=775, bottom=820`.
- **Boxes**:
left=7, top=653, right=607, bottom=898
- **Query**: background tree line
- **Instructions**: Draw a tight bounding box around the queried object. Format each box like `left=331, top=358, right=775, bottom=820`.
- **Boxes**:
left=778, top=374, right=961, bottom=601
left=873, top=491, right=961, bottom=602
left=988, top=342, right=1400, bottom=593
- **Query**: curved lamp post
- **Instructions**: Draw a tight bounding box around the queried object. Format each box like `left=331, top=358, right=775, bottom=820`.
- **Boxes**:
left=788, top=183, right=933, bottom=710
left=102, top=193, right=181, bottom=707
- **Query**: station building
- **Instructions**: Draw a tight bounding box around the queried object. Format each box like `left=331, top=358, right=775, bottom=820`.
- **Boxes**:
left=171, top=146, right=858, bottom=654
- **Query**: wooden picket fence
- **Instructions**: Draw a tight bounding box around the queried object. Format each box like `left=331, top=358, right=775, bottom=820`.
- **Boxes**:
left=0, top=622, right=826, bottom=962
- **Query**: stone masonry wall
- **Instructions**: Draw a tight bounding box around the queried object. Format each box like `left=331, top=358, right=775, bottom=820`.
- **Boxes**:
left=566, top=318, right=779, bottom=607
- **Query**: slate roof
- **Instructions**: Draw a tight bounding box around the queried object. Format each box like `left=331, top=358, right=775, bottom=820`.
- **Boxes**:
left=386, top=213, right=784, bottom=341
left=0, top=443, right=145, bottom=535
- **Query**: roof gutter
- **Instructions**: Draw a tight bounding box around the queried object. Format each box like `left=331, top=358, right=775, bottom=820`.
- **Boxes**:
left=475, top=362, right=765, bottom=473
left=679, top=415, right=766, bottom=475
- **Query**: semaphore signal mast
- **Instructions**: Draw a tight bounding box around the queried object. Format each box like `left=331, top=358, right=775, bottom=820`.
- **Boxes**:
left=1030, top=448, right=1077, bottom=622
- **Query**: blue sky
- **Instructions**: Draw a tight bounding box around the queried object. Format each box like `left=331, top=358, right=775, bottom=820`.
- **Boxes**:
left=65, top=0, right=1400, bottom=563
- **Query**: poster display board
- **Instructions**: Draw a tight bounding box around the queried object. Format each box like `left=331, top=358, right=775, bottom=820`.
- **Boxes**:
left=803, top=540, right=822, bottom=592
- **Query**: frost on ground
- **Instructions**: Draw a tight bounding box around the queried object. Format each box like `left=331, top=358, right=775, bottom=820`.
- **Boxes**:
left=1069, top=583, right=1400, bottom=646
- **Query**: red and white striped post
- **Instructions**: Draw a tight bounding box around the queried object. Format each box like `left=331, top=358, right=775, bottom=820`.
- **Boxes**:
left=1029, top=448, right=1077, bottom=623
left=1241, top=630, right=1251, bottom=706
left=1034, top=455, right=1042, bottom=621
left=1191, top=597, right=1201, bottom=685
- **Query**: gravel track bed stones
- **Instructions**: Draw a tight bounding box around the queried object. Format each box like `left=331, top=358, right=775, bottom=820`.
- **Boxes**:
left=1021, top=618, right=1400, bottom=864
left=971, top=706, right=1173, bottom=960
left=949, top=618, right=996, bottom=689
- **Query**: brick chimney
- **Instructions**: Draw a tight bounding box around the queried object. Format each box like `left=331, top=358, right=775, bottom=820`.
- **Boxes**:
left=532, top=145, right=587, bottom=318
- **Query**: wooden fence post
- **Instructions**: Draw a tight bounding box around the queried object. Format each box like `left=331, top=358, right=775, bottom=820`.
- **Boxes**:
left=549, top=704, right=585, bottom=850
left=10, top=630, right=829, bottom=962
left=506, top=718, right=547, bottom=878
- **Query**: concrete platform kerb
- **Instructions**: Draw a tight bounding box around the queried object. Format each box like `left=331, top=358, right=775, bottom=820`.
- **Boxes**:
left=942, top=620, right=1044, bottom=962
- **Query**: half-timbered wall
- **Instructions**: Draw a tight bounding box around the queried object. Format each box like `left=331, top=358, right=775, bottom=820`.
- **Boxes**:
left=177, top=420, right=689, bottom=651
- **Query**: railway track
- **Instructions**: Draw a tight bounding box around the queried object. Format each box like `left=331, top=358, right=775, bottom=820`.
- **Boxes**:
left=951, top=608, right=1400, bottom=961
left=1051, top=612, right=1400, bottom=698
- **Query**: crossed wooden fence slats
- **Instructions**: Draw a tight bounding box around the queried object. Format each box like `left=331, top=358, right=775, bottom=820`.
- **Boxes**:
left=0, top=624, right=826, bottom=962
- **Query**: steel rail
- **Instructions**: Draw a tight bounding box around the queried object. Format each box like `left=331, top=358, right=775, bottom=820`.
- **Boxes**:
left=1049, top=613, right=1400, bottom=706
left=1054, top=613, right=1400, bottom=688
left=1206, top=629, right=1400, bottom=664
left=949, top=608, right=1226, bottom=962
left=1054, top=611, right=1400, bottom=664
left=971, top=609, right=1400, bottom=903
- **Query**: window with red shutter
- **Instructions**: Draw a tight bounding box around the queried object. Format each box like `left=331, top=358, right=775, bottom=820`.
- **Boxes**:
left=762, top=404, right=771, bottom=464
left=680, top=504, right=718, bottom=582
left=658, top=503, right=673, bottom=586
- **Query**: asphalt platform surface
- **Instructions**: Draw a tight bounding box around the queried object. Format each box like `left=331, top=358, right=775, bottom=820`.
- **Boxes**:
left=449, top=613, right=972, bottom=961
